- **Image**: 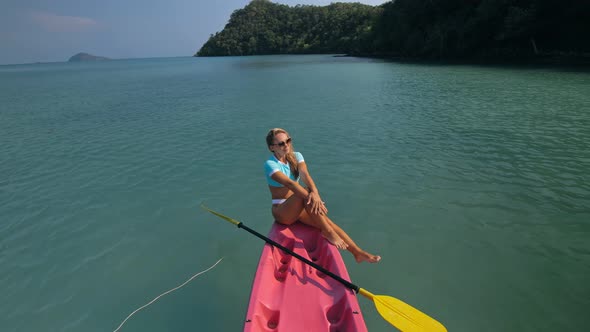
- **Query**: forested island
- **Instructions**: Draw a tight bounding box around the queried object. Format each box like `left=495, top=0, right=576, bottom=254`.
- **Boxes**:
left=196, top=0, right=589, bottom=64
left=68, top=53, right=110, bottom=62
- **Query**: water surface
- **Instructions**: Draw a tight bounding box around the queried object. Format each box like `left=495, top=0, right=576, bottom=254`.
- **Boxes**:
left=1, top=55, right=589, bottom=331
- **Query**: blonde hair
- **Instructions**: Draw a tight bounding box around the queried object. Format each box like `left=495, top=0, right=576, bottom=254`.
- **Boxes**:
left=266, top=128, right=299, bottom=179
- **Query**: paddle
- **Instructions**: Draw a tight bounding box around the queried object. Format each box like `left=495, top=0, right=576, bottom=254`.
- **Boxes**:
left=201, top=204, right=447, bottom=332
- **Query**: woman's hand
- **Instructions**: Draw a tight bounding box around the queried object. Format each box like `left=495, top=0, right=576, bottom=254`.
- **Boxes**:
left=306, top=191, right=327, bottom=215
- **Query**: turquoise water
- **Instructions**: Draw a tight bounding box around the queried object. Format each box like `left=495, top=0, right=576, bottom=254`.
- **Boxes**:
left=1, top=55, right=589, bottom=331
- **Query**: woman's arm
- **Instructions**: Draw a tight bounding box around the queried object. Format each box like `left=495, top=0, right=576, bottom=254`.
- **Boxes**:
left=270, top=171, right=309, bottom=200
left=270, top=162, right=327, bottom=215
left=298, top=162, right=327, bottom=215
left=298, top=162, right=318, bottom=194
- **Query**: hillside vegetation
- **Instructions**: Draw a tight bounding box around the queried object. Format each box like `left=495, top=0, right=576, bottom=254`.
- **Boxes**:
left=197, top=0, right=380, bottom=56
left=196, top=0, right=589, bottom=61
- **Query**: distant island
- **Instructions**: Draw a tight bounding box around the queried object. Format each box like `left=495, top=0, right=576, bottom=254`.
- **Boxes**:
left=68, top=53, right=110, bottom=62
left=196, top=0, right=590, bottom=64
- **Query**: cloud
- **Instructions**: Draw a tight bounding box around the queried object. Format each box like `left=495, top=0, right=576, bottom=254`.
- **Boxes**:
left=29, top=11, right=98, bottom=32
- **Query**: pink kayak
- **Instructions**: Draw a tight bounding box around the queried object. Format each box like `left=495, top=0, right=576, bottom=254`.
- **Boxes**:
left=243, top=221, right=367, bottom=332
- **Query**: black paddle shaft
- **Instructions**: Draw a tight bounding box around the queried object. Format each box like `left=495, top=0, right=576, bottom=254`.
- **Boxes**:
left=237, top=222, right=360, bottom=293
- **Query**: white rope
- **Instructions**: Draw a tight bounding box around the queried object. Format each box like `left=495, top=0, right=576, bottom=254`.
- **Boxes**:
left=113, top=257, right=224, bottom=332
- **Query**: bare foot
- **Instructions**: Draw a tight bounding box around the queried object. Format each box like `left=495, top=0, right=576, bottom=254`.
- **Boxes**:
left=322, top=231, right=348, bottom=250
left=354, top=251, right=381, bottom=263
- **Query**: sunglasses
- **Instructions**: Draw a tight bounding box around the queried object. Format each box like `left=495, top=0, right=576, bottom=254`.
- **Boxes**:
left=272, top=137, right=292, bottom=147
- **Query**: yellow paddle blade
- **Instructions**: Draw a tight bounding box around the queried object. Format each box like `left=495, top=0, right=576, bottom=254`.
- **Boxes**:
left=359, top=288, right=447, bottom=332
left=201, top=204, right=241, bottom=226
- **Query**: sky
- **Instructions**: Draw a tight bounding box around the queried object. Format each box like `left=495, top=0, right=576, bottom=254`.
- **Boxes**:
left=0, top=0, right=389, bottom=65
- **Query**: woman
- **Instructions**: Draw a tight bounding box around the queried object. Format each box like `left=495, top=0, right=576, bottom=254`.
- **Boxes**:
left=264, top=128, right=381, bottom=263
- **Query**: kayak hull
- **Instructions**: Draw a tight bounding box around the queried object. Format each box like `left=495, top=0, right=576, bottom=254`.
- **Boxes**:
left=243, top=221, right=367, bottom=332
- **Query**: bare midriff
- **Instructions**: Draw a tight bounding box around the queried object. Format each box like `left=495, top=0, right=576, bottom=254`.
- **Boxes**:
left=269, top=186, right=293, bottom=204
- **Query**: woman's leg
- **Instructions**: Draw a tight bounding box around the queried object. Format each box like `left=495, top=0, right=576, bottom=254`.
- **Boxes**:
left=271, top=194, right=305, bottom=225
left=297, top=204, right=347, bottom=249
left=273, top=195, right=347, bottom=249
left=299, top=210, right=380, bottom=263
left=322, top=215, right=381, bottom=263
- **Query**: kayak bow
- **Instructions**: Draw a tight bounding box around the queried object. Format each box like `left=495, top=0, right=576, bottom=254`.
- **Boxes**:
left=201, top=205, right=447, bottom=332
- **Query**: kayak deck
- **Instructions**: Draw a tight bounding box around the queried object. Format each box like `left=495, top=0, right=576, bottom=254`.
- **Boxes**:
left=243, top=221, right=367, bottom=332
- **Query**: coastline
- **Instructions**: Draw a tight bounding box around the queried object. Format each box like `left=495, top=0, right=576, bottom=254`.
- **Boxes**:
left=346, top=52, right=590, bottom=69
